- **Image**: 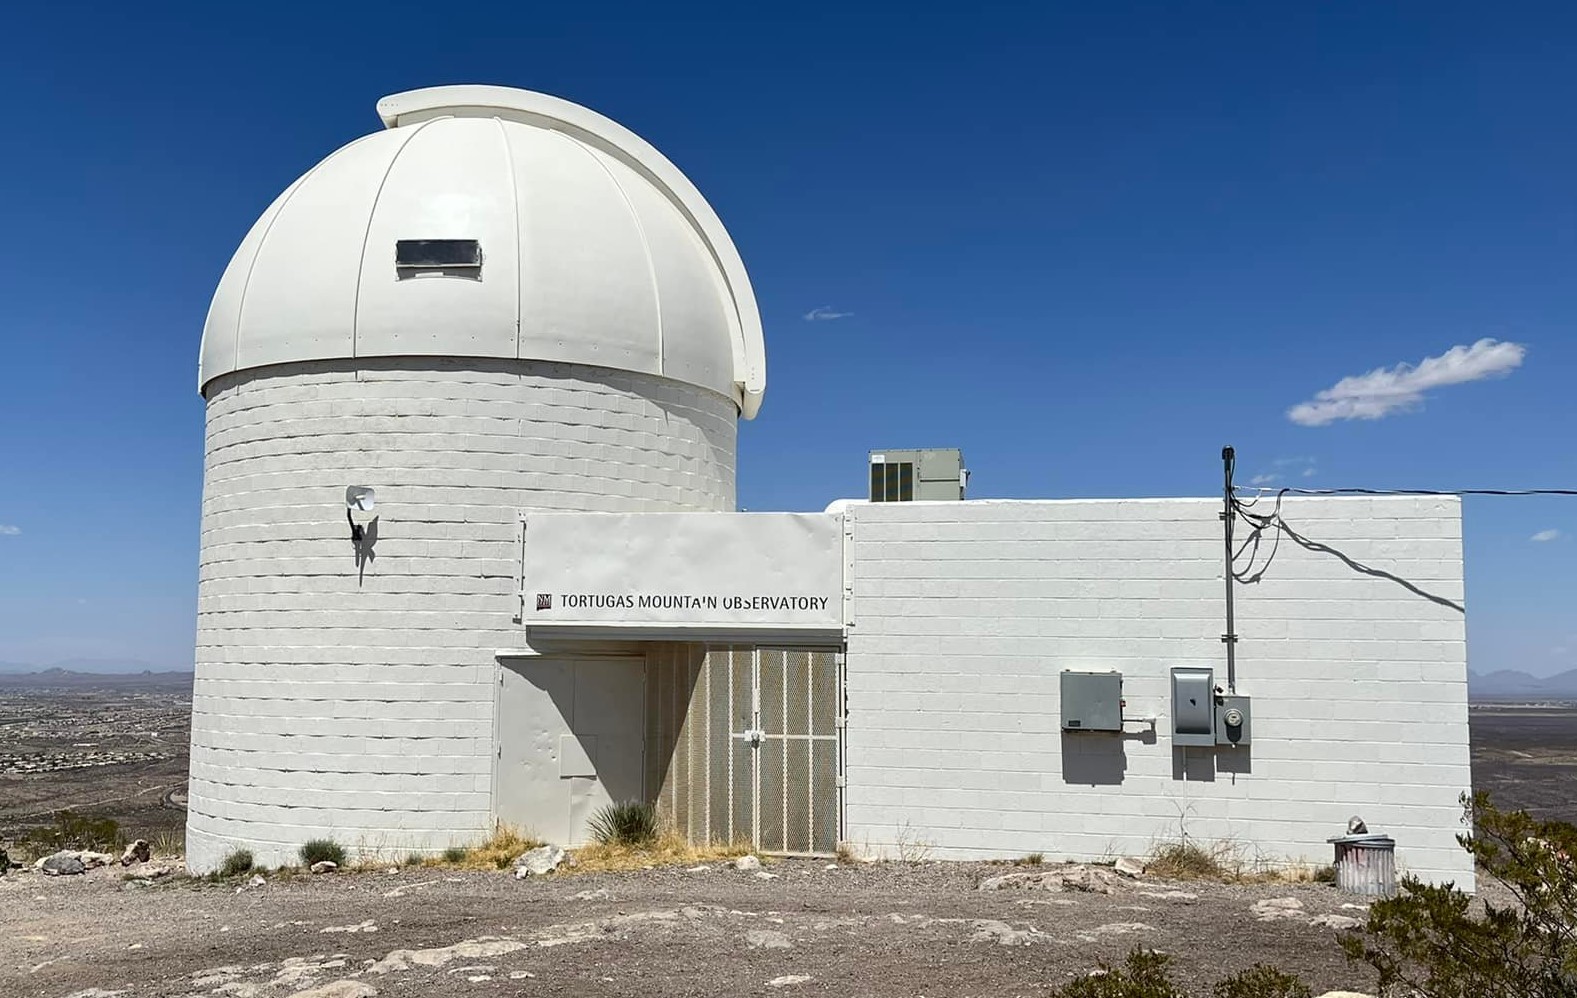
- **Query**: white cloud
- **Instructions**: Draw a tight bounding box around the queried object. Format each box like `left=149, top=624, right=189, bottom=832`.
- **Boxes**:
left=1531, top=529, right=1564, bottom=543
left=803, top=306, right=853, bottom=321
left=1287, top=338, right=1526, bottom=426
left=1247, top=456, right=1316, bottom=487
left=0, top=524, right=19, bottom=536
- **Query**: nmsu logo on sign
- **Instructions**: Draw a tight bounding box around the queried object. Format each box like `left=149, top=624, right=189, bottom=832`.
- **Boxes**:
left=535, top=593, right=553, bottom=611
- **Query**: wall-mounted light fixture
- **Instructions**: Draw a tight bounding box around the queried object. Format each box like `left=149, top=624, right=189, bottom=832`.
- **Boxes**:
left=346, top=486, right=376, bottom=542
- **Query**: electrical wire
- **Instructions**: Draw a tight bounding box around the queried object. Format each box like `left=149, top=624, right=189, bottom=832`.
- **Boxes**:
left=1234, top=487, right=1577, bottom=497
left=1230, top=489, right=1287, bottom=584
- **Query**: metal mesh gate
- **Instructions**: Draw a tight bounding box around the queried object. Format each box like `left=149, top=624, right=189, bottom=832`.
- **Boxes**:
left=649, top=644, right=841, bottom=855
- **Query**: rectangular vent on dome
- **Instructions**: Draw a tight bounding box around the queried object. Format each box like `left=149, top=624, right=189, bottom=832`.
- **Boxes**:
left=395, top=239, right=482, bottom=279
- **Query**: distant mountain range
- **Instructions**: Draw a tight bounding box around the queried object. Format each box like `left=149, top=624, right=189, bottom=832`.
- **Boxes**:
left=0, top=667, right=193, bottom=689
left=1470, top=668, right=1577, bottom=699
left=0, top=657, right=190, bottom=675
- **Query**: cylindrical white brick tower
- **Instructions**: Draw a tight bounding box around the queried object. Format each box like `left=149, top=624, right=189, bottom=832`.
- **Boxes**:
left=187, top=86, right=766, bottom=873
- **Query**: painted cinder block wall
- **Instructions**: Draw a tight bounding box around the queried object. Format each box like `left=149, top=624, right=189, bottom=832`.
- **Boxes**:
left=841, top=496, right=1473, bottom=886
left=187, top=357, right=735, bottom=873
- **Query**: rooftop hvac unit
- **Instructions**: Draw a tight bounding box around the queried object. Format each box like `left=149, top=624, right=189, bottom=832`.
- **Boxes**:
left=868, top=448, right=968, bottom=502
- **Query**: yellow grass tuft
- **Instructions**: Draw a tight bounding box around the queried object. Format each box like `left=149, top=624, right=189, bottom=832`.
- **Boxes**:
left=568, top=831, right=751, bottom=874
left=416, top=825, right=545, bottom=871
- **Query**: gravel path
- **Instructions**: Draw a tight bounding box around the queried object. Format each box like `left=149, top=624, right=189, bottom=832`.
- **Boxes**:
left=1, top=859, right=1382, bottom=998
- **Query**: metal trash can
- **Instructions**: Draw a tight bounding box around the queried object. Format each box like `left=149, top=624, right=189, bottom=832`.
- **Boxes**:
left=1327, top=834, right=1396, bottom=897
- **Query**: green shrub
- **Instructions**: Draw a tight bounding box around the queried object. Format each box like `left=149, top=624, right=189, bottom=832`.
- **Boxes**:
left=299, top=839, right=346, bottom=867
left=19, top=810, right=125, bottom=858
left=442, top=845, right=468, bottom=863
left=404, top=851, right=429, bottom=868
left=1053, top=950, right=1316, bottom=998
left=1054, top=949, right=1179, bottom=998
left=1212, top=965, right=1311, bottom=998
left=1342, top=792, right=1577, bottom=998
left=219, top=848, right=254, bottom=877
left=587, top=800, right=658, bottom=846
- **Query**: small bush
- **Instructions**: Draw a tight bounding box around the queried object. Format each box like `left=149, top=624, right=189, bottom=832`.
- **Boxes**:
left=587, top=801, right=658, bottom=846
left=1054, top=950, right=1313, bottom=998
left=1212, top=964, right=1311, bottom=998
left=1024, top=852, right=1045, bottom=866
left=19, top=810, right=126, bottom=858
left=1147, top=841, right=1228, bottom=880
left=1342, top=792, right=1577, bottom=998
left=151, top=827, right=186, bottom=857
left=1054, top=949, right=1178, bottom=998
left=442, top=845, right=468, bottom=863
left=219, top=848, right=254, bottom=877
left=402, top=851, right=427, bottom=868
left=299, top=839, right=346, bottom=867
left=1312, top=864, right=1337, bottom=884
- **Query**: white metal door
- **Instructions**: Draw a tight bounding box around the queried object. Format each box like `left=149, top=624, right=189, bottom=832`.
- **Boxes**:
left=497, top=656, right=645, bottom=845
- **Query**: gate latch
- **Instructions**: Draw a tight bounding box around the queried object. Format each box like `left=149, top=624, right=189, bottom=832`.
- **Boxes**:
left=739, top=728, right=764, bottom=746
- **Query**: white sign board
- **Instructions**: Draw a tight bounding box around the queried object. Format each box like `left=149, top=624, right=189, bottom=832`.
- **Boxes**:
left=522, top=512, right=843, bottom=631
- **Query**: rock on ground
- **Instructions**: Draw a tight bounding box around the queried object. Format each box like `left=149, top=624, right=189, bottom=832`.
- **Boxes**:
left=310, top=861, right=338, bottom=875
left=369, top=938, right=528, bottom=974
left=1309, top=914, right=1363, bottom=930
left=769, top=975, right=813, bottom=987
left=41, top=853, right=87, bottom=876
left=980, top=864, right=1124, bottom=894
left=1113, top=857, right=1146, bottom=878
left=120, top=840, right=151, bottom=866
left=514, top=845, right=565, bottom=877
left=1251, top=897, right=1307, bottom=921
left=734, top=855, right=762, bottom=871
left=745, top=929, right=793, bottom=949
left=283, top=982, right=377, bottom=998
left=37, top=849, right=115, bottom=875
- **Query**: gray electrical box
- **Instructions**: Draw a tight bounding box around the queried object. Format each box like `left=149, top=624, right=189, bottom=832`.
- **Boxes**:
left=1061, top=670, right=1123, bottom=732
left=1216, top=695, right=1251, bottom=746
left=1171, top=667, right=1216, bottom=747
left=869, top=448, right=968, bottom=502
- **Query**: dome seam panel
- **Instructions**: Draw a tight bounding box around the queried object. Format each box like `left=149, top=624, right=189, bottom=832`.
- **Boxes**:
left=350, top=117, right=444, bottom=362
left=493, top=116, right=524, bottom=362
left=557, top=131, right=664, bottom=380
left=228, top=171, right=319, bottom=388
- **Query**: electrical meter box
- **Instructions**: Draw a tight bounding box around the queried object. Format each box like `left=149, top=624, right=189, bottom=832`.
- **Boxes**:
left=1061, top=671, right=1123, bottom=732
left=1171, top=666, right=1216, bottom=747
left=1216, top=695, right=1251, bottom=746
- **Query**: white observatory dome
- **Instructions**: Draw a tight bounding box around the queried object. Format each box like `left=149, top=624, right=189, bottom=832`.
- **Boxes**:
left=186, top=87, right=765, bottom=873
left=199, top=85, right=766, bottom=417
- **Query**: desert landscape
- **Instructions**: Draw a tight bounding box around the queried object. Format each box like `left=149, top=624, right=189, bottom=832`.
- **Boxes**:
left=0, top=673, right=1572, bottom=998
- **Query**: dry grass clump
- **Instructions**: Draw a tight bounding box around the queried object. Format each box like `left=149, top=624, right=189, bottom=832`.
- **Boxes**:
left=570, top=831, right=751, bottom=874
left=1147, top=838, right=1339, bottom=885
left=416, top=825, right=545, bottom=871
left=1147, top=840, right=1237, bottom=881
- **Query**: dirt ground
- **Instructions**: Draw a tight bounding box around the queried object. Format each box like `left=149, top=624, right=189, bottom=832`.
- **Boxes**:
left=1, top=858, right=1392, bottom=998
left=1469, top=701, right=1577, bottom=824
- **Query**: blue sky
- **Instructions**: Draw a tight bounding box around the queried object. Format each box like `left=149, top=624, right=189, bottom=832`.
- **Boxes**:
left=0, top=2, right=1572, bottom=674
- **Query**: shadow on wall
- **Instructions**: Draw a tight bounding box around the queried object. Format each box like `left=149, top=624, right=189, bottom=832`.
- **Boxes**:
left=1236, top=507, right=1465, bottom=614
left=1061, top=726, right=1156, bottom=786
left=1172, top=745, right=1253, bottom=783
left=644, top=643, right=706, bottom=830
left=353, top=516, right=379, bottom=585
